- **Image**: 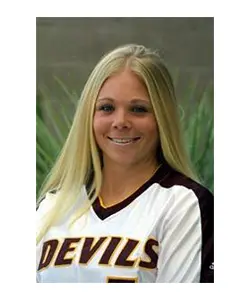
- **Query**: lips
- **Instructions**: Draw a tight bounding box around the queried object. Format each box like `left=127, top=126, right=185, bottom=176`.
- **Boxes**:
left=108, top=137, right=141, bottom=144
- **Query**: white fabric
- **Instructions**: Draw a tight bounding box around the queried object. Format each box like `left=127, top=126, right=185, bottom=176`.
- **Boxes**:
left=36, top=183, right=202, bottom=283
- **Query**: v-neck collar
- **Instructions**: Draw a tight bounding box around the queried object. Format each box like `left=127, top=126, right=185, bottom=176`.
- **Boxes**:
left=92, top=163, right=171, bottom=220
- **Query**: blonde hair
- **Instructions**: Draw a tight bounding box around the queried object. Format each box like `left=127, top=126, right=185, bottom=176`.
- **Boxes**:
left=36, top=44, right=198, bottom=244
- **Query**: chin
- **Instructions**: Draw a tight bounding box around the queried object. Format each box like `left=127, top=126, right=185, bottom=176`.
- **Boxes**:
left=104, top=154, right=138, bottom=167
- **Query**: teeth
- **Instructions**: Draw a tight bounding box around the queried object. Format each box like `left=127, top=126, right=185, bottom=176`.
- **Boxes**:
left=111, top=138, right=133, bottom=144
left=109, top=137, right=139, bottom=144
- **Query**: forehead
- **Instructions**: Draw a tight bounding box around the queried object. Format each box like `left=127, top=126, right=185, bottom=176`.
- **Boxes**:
left=98, top=69, right=150, bottom=101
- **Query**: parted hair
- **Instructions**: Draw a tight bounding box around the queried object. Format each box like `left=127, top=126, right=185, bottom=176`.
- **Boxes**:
left=36, top=44, right=198, bottom=244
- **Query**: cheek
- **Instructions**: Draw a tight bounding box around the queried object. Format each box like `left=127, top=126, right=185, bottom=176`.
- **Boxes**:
left=145, top=123, right=160, bottom=149
left=93, top=115, right=109, bottom=141
left=147, top=128, right=159, bottom=147
left=141, top=118, right=159, bottom=139
left=93, top=117, right=101, bottom=145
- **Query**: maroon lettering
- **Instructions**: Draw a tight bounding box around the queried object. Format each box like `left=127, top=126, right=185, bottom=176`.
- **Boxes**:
left=139, top=238, right=158, bottom=269
left=54, top=238, right=81, bottom=266
left=37, top=239, right=59, bottom=271
left=99, top=237, right=122, bottom=265
left=79, top=237, right=107, bottom=264
left=115, top=239, right=139, bottom=267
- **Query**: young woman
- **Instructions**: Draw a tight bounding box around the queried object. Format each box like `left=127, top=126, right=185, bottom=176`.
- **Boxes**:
left=36, top=44, right=214, bottom=283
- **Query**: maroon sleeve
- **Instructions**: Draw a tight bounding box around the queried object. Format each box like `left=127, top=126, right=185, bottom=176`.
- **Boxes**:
left=199, top=189, right=214, bottom=283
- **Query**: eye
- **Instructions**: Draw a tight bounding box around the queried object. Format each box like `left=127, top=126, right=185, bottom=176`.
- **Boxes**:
left=131, top=106, right=148, bottom=113
left=97, top=104, right=114, bottom=112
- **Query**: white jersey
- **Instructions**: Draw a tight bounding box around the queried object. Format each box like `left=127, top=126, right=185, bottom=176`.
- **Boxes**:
left=36, top=164, right=214, bottom=283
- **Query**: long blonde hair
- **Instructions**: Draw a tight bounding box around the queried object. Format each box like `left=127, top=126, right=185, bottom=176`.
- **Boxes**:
left=37, top=44, right=198, bottom=244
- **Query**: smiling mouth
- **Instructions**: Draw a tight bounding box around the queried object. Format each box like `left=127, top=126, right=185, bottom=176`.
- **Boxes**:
left=108, top=137, right=141, bottom=145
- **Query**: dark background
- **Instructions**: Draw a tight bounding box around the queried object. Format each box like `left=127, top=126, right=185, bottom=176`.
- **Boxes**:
left=36, top=17, right=214, bottom=109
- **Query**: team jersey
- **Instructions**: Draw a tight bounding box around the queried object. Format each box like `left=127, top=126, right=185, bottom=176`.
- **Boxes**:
left=36, top=163, right=214, bottom=283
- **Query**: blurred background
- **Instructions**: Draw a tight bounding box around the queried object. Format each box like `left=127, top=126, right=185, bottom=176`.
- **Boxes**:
left=36, top=17, right=214, bottom=195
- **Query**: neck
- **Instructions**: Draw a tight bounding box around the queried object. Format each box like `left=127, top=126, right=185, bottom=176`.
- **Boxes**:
left=100, top=160, right=160, bottom=206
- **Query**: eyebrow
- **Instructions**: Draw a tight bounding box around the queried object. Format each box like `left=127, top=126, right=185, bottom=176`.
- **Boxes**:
left=97, top=97, right=150, bottom=104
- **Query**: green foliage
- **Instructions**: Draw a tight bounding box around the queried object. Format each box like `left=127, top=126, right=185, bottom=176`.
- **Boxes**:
left=36, top=79, right=214, bottom=197
left=182, top=83, right=214, bottom=192
left=36, top=78, right=78, bottom=196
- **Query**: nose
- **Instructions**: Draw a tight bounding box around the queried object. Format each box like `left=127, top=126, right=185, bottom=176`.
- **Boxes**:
left=112, top=109, right=131, bottom=130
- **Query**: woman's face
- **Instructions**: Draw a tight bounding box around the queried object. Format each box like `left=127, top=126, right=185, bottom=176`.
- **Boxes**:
left=93, top=69, right=159, bottom=168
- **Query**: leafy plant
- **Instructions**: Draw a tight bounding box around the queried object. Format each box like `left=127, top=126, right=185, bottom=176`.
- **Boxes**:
left=182, top=83, right=214, bottom=192
left=36, top=78, right=77, bottom=196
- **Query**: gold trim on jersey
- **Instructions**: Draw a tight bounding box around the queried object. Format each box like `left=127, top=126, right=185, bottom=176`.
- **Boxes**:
left=98, top=196, right=108, bottom=208
left=106, top=276, right=138, bottom=283
left=98, top=164, right=162, bottom=208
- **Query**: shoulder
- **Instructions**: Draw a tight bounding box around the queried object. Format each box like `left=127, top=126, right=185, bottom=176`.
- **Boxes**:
left=151, top=164, right=214, bottom=232
left=156, top=164, right=213, bottom=209
left=36, top=189, right=58, bottom=211
left=36, top=190, right=60, bottom=238
left=36, top=186, right=89, bottom=216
